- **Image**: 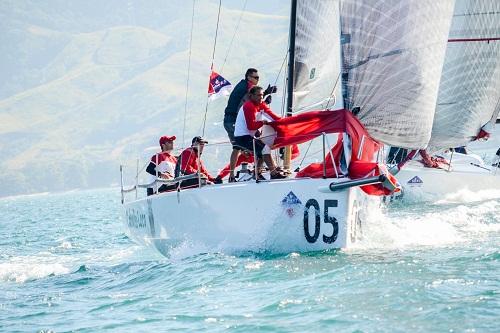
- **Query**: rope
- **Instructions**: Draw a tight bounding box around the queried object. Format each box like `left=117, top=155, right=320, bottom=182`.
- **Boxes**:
left=202, top=0, right=223, bottom=136
left=182, top=0, right=196, bottom=147
left=220, top=0, right=248, bottom=73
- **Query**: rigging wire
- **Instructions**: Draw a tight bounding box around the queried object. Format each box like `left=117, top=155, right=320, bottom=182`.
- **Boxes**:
left=324, top=71, right=341, bottom=110
left=220, top=0, right=248, bottom=73
left=182, top=0, right=196, bottom=147
left=202, top=0, right=223, bottom=136
left=296, top=139, right=314, bottom=170
left=274, top=51, right=289, bottom=87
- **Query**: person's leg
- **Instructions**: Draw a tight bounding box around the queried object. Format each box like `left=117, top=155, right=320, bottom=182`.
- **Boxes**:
left=224, top=120, right=238, bottom=182
left=229, top=148, right=240, bottom=181
left=263, top=154, right=276, bottom=171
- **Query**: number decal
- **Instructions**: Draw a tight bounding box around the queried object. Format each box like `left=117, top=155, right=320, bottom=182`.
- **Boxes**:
left=303, top=199, right=339, bottom=244
left=303, top=199, right=320, bottom=243
left=323, top=200, right=338, bottom=244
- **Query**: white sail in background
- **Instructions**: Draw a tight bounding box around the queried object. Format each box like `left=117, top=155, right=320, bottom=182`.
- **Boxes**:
left=340, top=0, right=455, bottom=149
left=293, top=0, right=343, bottom=112
left=428, top=0, right=500, bottom=151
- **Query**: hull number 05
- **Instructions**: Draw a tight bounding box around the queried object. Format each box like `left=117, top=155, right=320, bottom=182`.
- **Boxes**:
left=303, top=199, right=338, bottom=244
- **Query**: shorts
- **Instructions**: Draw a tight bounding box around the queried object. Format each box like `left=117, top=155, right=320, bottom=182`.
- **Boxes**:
left=223, top=119, right=236, bottom=146
left=234, top=135, right=265, bottom=158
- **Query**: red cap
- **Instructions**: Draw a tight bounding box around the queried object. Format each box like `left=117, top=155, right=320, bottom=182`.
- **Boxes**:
left=159, top=135, right=176, bottom=146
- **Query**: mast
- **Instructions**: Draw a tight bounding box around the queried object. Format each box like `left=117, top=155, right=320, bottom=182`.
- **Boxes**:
left=284, top=0, right=297, bottom=170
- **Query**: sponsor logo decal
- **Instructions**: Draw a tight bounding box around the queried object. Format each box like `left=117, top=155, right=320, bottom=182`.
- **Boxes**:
left=407, top=176, right=423, bottom=186
left=281, top=191, right=302, bottom=217
left=126, top=208, right=147, bottom=229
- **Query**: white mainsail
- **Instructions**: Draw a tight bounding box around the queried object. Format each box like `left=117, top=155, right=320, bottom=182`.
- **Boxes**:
left=340, top=0, right=455, bottom=149
left=293, top=0, right=343, bottom=113
left=428, top=0, right=500, bottom=151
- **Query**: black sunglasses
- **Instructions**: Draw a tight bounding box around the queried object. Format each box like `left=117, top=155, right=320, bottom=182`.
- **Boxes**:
left=250, top=75, right=259, bottom=79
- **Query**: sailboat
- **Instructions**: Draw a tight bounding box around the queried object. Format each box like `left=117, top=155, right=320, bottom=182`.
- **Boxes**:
left=121, top=0, right=455, bottom=256
left=388, top=0, right=500, bottom=201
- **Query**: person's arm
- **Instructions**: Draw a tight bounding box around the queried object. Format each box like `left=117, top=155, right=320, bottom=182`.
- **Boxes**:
left=261, top=103, right=281, bottom=121
left=243, top=103, right=264, bottom=130
left=180, top=150, right=198, bottom=174
left=199, top=162, right=216, bottom=182
left=235, top=80, right=250, bottom=100
left=146, top=161, right=157, bottom=176
left=146, top=155, right=166, bottom=178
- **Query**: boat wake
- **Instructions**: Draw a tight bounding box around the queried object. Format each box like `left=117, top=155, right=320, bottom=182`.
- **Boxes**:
left=353, top=197, right=500, bottom=251
left=436, top=188, right=500, bottom=204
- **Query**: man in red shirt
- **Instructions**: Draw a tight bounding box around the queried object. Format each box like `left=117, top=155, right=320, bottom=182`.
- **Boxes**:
left=233, top=86, right=286, bottom=179
left=177, top=136, right=216, bottom=187
left=146, top=135, right=178, bottom=195
left=224, top=68, right=277, bottom=182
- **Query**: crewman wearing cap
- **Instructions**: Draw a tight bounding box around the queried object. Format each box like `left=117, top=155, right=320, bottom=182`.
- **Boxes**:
left=177, top=136, right=216, bottom=186
left=146, top=135, right=178, bottom=195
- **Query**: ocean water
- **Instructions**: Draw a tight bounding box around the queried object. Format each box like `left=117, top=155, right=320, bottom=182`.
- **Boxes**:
left=0, top=188, right=499, bottom=332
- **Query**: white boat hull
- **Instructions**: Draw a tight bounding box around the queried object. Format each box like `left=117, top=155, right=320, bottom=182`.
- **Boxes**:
left=391, top=153, right=500, bottom=202
left=123, top=178, right=370, bottom=256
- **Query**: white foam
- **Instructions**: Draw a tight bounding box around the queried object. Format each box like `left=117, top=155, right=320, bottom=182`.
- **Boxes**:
left=167, top=240, right=211, bottom=261
left=353, top=198, right=499, bottom=250
left=0, top=258, right=71, bottom=283
left=436, top=188, right=500, bottom=204
left=58, top=241, right=73, bottom=249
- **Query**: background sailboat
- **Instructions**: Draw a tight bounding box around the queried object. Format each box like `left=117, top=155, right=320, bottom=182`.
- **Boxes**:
left=391, top=0, right=500, bottom=201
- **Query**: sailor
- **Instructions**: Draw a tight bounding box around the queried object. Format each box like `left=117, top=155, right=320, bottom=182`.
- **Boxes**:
left=224, top=68, right=276, bottom=182
left=234, top=86, right=286, bottom=179
left=176, top=136, right=216, bottom=187
left=146, top=135, right=178, bottom=195
left=216, top=150, right=255, bottom=181
left=474, top=121, right=493, bottom=141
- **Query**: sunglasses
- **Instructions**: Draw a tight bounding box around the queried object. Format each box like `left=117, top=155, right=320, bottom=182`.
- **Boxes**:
left=250, top=75, right=259, bottom=80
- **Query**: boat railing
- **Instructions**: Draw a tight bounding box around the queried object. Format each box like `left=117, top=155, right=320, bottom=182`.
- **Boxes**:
left=120, top=170, right=202, bottom=204
left=119, top=132, right=351, bottom=203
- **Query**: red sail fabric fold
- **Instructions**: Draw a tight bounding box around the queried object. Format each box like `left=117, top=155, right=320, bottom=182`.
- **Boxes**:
left=270, top=109, right=398, bottom=195
left=270, top=110, right=348, bottom=148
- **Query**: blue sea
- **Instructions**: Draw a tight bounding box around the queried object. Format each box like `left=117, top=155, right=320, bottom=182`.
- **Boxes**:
left=1, top=188, right=499, bottom=332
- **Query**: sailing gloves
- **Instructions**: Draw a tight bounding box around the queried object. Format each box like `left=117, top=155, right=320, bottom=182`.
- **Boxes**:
left=263, top=84, right=278, bottom=96
left=263, top=84, right=277, bottom=105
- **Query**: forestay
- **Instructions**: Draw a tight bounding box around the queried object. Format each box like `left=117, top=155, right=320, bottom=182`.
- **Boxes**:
left=293, top=0, right=343, bottom=113
left=427, top=0, right=500, bottom=151
left=340, top=0, right=455, bottom=149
